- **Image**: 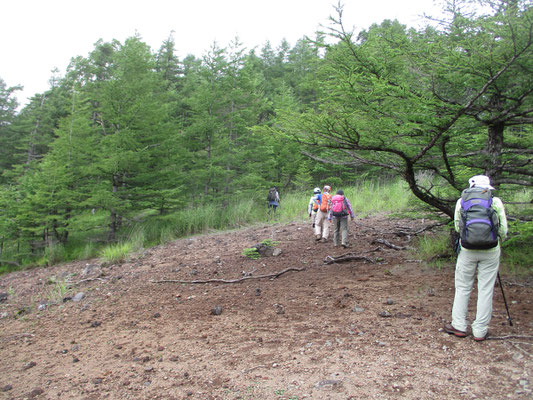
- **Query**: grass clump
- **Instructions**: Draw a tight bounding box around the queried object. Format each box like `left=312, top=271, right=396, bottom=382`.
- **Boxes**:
left=100, top=242, right=134, bottom=264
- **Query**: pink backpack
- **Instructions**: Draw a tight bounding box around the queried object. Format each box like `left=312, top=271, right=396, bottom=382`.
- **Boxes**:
left=331, top=194, right=347, bottom=217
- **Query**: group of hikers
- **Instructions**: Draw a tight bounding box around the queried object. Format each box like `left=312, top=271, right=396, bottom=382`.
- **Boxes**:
left=268, top=174, right=509, bottom=342
left=307, top=185, right=354, bottom=248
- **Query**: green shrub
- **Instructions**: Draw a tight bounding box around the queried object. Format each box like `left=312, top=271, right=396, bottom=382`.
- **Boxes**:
left=100, top=242, right=133, bottom=264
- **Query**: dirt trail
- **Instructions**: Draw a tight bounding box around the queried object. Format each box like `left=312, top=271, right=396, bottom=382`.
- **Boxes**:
left=0, top=215, right=531, bottom=399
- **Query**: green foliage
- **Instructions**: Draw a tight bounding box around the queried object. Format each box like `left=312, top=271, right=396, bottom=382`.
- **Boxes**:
left=1, top=1, right=531, bottom=276
left=241, top=247, right=260, bottom=259
left=412, top=230, right=454, bottom=269
left=502, top=220, right=533, bottom=274
left=46, top=275, right=70, bottom=303
left=99, top=242, right=134, bottom=264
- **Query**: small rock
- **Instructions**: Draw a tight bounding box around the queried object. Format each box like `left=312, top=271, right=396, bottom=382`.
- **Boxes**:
left=72, top=357, right=80, bottom=363
left=0, top=292, right=8, bottom=303
left=38, top=303, right=47, bottom=311
left=62, top=296, right=72, bottom=303
left=28, top=388, right=44, bottom=398
left=72, top=293, right=85, bottom=302
left=211, top=305, right=222, bottom=315
left=379, top=311, right=392, bottom=318
left=153, top=313, right=161, bottom=318
left=1, top=312, right=8, bottom=319
left=353, top=306, right=365, bottom=313
left=426, top=288, right=435, bottom=297
left=23, top=361, right=37, bottom=370
left=90, top=321, right=101, bottom=328
left=272, top=248, right=282, bottom=257
left=386, top=298, right=394, bottom=305
left=315, top=379, right=342, bottom=389
left=255, top=288, right=261, bottom=296
left=93, top=378, right=103, bottom=385
left=275, top=304, right=285, bottom=315
left=1, top=384, right=12, bottom=392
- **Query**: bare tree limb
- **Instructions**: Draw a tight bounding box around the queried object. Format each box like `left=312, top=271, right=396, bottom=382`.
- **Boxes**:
left=150, top=267, right=306, bottom=285
left=324, top=253, right=375, bottom=265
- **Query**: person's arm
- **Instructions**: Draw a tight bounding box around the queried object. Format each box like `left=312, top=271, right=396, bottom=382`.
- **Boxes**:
left=454, top=199, right=462, bottom=233
left=492, top=197, right=508, bottom=240
left=346, top=198, right=355, bottom=219
left=308, top=196, right=314, bottom=216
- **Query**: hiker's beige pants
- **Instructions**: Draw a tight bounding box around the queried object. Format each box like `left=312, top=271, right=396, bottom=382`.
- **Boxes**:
left=314, top=210, right=330, bottom=239
left=451, top=246, right=500, bottom=338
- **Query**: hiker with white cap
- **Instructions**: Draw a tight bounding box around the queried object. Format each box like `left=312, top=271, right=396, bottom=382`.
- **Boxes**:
left=444, top=175, right=508, bottom=342
left=314, top=185, right=332, bottom=242
left=308, top=187, right=322, bottom=228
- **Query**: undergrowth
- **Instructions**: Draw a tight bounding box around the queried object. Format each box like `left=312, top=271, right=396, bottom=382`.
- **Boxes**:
left=1, top=179, right=531, bottom=275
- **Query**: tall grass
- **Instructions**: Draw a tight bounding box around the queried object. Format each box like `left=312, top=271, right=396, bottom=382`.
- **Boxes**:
left=2, top=179, right=530, bottom=274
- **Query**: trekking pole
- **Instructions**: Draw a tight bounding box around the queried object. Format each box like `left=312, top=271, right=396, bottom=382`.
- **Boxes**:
left=497, top=272, right=513, bottom=326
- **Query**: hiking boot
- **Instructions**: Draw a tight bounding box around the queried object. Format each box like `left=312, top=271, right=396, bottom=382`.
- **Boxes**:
left=342, top=243, right=351, bottom=248
left=315, top=235, right=321, bottom=241
left=473, top=332, right=488, bottom=342
left=321, top=238, right=328, bottom=243
left=444, top=323, right=467, bottom=338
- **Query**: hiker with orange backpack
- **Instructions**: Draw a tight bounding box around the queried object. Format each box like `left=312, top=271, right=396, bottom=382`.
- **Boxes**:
left=308, top=187, right=322, bottom=228
left=328, top=189, right=354, bottom=248
left=314, top=185, right=332, bottom=242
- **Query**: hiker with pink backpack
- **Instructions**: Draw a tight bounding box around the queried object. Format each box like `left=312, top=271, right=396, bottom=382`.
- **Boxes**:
left=328, top=189, right=355, bottom=248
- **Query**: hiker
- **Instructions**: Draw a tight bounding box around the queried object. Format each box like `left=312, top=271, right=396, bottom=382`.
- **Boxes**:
left=267, top=186, right=280, bottom=212
left=444, top=175, right=508, bottom=342
left=314, top=185, right=332, bottom=242
left=308, top=187, right=322, bottom=228
left=328, top=189, right=355, bottom=248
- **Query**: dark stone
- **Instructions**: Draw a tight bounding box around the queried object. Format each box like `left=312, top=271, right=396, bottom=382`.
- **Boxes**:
left=0, top=293, right=8, bottom=303
left=23, top=361, right=37, bottom=370
left=211, top=305, right=222, bottom=315
left=28, top=388, right=44, bottom=398
left=1, top=384, right=12, bottom=392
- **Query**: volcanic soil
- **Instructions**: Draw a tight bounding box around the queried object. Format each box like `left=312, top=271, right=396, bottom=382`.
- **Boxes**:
left=0, top=214, right=531, bottom=399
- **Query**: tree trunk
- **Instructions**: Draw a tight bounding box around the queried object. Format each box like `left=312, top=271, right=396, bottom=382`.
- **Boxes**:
left=486, top=122, right=504, bottom=186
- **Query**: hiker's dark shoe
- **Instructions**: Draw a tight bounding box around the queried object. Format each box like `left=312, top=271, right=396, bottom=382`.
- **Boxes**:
left=321, top=238, right=328, bottom=243
left=315, top=236, right=321, bottom=242
left=473, top=332, right=488, bottom=342
left=444, top=323, right=467, bottom=338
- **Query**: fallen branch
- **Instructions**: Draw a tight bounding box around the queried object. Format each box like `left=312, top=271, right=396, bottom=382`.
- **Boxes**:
left=324, top=253, right=375, bottom=265
left=0, top=260, right=21, bottom=267
left=395, top=223, right=446, bottom=237
left=242, top=364, right=268, bottom=374
left=372, top=239, right=405, bottom=251
left=150, top=267, right=306, bottom=285
left=487, top=335, right=533, bottom=340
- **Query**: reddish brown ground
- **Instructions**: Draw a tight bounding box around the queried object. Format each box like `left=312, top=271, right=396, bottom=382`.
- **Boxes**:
left=0, top=215, right=531, bottom=400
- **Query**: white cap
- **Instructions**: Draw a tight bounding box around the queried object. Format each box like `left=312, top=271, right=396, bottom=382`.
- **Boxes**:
left=469, top=175, right=495, bottom=190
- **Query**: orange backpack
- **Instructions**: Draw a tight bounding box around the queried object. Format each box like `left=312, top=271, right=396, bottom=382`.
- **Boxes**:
left=320, top=193, right=331, bottom=212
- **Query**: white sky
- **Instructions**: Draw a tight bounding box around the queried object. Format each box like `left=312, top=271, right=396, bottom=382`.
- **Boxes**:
left=1, top=0, right=443, bottom=108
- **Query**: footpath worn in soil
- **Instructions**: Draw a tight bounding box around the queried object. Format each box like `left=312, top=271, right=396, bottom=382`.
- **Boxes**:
left=0, top=215, right=532, bottom=399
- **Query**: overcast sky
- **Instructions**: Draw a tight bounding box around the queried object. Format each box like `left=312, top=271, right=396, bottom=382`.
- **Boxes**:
left=1, top=0, right=443, bottom=108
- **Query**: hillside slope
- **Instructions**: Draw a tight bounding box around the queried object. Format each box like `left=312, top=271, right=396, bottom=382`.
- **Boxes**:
left=0, top=215, right=531, bottom=399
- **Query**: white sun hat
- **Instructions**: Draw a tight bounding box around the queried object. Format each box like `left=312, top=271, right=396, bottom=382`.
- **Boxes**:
left=469, top=175, right=495, bottom=190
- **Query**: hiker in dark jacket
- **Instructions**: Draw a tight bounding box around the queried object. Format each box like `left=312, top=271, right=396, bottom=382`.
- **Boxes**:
left=444, top=175, right=508, bottom=342
left=267, top=187, right=280, bottom=212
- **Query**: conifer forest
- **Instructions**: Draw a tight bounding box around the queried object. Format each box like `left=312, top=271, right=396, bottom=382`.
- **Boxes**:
left=0, top=0, right=531, bottom=270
